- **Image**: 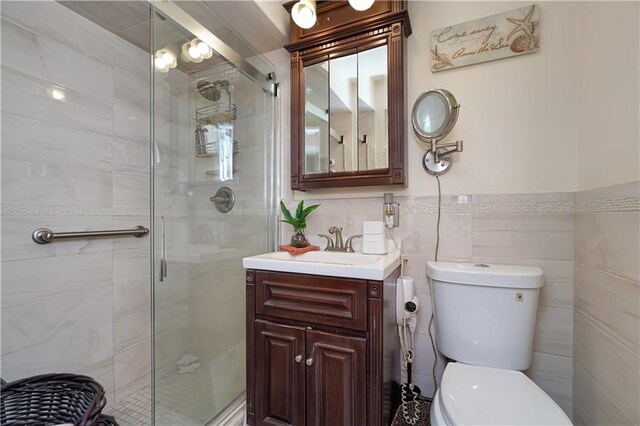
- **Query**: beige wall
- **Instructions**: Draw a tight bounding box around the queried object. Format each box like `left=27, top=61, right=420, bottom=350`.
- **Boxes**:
left=289, top=1, right=582, bottom=200
left=576, top=3, right=640, bottom=190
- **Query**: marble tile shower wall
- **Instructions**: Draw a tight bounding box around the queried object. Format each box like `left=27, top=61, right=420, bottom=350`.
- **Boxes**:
left=0, top=2, right=151, bottom=408
left=573, top=181, right=640, bottom=426
left=299, top=191, right=576, bottom=417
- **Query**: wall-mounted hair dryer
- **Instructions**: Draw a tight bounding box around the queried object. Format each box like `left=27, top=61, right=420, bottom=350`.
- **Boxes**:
left=396, top=277, right=420, bottom=332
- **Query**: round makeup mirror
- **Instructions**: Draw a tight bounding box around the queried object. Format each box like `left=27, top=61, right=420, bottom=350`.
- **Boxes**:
left=412, top=89, right=459, bottom=142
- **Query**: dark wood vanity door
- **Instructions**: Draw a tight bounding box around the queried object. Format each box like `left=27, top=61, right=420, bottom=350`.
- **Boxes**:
left=305, top=330, right=367, bottom=426
left=255, top=320, right=306, bottom=426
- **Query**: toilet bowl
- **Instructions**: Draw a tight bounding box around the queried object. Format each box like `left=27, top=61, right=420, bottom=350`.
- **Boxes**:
left=430, top=363, right=571, bottom=425
left=426, top=262, right=573, bottom=425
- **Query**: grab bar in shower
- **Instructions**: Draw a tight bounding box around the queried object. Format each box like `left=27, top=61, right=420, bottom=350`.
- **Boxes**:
left=32, top=226, right=149, bottom=245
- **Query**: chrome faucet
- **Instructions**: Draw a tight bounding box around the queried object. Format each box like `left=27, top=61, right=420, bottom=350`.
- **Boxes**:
left=328, top=226, right=343, bottom=249
left=318, top=227, right=362, bottom=253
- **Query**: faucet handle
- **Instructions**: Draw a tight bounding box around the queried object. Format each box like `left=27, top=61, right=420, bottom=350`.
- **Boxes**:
left=317, top=234, right=334, bottom=251
left=345, top=235, right=362, bottom=253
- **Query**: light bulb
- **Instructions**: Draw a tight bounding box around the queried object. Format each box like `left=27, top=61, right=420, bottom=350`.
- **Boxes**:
left=197, top=41, right=209, bottom=55
left=161, top=51, right=176, bottom=67
left=291, top=0, right=316, bottom=29
left=188, top=45, right=201, bottom=59
left=154, top=56, right=166, bottom=69
left=348, top=0, right=374, bottom=11
left=47, top=87, right=66, bottom=101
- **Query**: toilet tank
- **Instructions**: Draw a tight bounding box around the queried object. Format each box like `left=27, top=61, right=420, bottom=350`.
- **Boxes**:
left=427, top=262, right=543, bottom=371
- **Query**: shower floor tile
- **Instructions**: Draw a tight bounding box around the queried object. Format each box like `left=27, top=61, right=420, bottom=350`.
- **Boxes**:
left=110, top=373, right=245, bottom=426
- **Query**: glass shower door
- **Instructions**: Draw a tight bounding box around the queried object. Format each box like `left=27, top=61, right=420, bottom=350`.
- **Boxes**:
left=150, top=4, right=277, bottom=424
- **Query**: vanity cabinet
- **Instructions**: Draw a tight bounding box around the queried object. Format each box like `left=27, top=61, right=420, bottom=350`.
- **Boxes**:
left=246, top=269, right=399, bottom=426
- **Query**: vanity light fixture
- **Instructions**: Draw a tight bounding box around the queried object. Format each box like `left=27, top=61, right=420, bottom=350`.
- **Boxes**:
left=47, top=87, right=66, bottom=102
left=291, top=0, right=316, bottom=29
left=290, top=0, right=376, bottom=29
left=154, top=48, right=177, bottom=72
left=182, top=39, right=213, bottom=63
left=348, top=0, right=375, bottom=11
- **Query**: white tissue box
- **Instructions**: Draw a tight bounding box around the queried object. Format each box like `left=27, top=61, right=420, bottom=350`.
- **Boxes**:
left=362, top=221, right=387, bottom=255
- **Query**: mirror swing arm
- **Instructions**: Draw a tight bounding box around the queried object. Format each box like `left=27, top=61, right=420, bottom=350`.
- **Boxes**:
left=284, top=0, right=411, bottom=190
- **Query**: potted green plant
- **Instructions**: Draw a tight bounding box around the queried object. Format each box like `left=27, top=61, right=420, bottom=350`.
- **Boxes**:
left=280, top=200, right=320, bottom=248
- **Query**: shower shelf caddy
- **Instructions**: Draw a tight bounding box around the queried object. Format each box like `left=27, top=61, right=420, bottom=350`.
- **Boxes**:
left=194, top=79, right=240, bottom=180
left=195, top=79, right=237, bottom=159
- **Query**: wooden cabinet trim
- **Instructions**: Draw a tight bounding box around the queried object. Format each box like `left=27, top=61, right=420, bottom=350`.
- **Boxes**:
left=367, top=281, right=383, bottom=425
left=246, top=270, right=256, bottom=425
left=256, top=271, right=367, bottom=331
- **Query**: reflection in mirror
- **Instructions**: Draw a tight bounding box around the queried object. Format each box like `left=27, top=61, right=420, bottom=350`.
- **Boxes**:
left=357, top=45, right=388, bottom=170
left=329, top=54, right=358, bottom=173
left=304, top=61, right=329, bottom=174
left=415, top=92, right=448, bottom=134
left=412, top=89, right=459, bottom=143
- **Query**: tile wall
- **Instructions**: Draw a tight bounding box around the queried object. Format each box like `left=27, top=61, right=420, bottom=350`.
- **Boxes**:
left=295, top=190, right=576, bottom=417
left=573, top=181, right=640, bottom=426
left=0, top=1, right=151, bottom=408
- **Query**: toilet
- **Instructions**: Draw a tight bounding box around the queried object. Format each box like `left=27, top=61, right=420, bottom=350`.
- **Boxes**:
left=426, top=261, right=572, bottom=425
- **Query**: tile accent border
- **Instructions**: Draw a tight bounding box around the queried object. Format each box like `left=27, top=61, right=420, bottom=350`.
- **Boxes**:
left=305, top=191, right=639, bottom=216
left=1, top=205, right=150, bottom=217
left=3, top=185, right=637, bottom=218
left=574, top=196, right=640, bottom=214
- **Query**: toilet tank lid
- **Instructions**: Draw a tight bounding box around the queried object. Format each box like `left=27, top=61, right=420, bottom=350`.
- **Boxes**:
left=427, top=261, right=543, bottom=288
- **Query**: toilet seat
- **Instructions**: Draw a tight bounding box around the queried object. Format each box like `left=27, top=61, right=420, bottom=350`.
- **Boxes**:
left=433, top=363, right=572, bottom=425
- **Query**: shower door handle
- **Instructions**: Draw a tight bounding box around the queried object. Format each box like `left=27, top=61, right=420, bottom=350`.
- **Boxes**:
left=160, top=259, right=168, bottom=282
left=159, top=216, right=168, bottom=282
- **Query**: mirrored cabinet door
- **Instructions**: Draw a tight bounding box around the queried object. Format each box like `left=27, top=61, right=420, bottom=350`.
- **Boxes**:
left=357, top=45, right=388, bottom=171
left=304, top=61, right=329, bottom=175
left=329, top=53, right=358, bottom=173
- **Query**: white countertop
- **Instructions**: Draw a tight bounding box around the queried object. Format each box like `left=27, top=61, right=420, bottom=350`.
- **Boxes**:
left=242, top=246, right=401, bottom=280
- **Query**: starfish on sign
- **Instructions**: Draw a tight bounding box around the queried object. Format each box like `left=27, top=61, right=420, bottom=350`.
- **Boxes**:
left=506, top=5, right=538, bottom=41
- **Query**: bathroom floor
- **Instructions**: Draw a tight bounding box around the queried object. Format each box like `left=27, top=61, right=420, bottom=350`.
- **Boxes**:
left=110, top=373, right=245, bottom=426
left=390, top=399, right=432, bottom=426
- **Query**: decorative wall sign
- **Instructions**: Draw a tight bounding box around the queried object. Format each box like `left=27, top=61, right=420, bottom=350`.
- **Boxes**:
left=431, top=4, right=540, bottom=72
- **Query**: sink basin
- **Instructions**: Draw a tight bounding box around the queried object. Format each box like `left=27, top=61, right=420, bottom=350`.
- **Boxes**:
left=242, top=245, right=401, bottom=280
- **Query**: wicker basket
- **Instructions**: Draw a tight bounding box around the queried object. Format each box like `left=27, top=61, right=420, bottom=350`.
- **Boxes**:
left=95, top=414, right=118, bottom=426
left=0, top=373, right=116, bottom=426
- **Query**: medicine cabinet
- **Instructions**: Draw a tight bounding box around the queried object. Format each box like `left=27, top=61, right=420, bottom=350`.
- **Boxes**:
left=284, top=0, right=411, bottom=190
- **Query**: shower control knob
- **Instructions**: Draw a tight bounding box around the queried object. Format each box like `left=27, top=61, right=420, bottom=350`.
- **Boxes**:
left=305, top=358, right=313, bottom=367
left=295, top=355, right=302, bottom=363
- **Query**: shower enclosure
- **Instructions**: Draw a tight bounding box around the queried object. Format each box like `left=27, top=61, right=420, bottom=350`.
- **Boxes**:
left=0, top=1, right=278, bottom=424
left=149, top=2, right=278, bottom=424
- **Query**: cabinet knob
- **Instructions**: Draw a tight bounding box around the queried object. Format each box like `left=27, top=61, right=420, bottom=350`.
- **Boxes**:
left=295, top=355, right=302, bottom=363
left=305, top=357, right=313, bottom=366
